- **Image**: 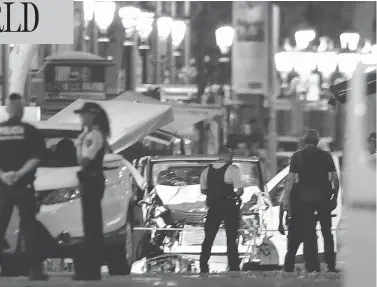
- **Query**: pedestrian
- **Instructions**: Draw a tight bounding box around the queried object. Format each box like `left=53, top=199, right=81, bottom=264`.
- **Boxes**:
left=73, top=102, right=110, bottom=281
left=0, top=93, right=48, bottom=280
left=280, top=129, right=339, bottom=273
left=199, top=146, right=244, bottom=273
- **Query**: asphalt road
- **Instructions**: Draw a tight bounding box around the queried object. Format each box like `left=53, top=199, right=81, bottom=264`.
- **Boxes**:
left=0, top=272, right=341, bottom=287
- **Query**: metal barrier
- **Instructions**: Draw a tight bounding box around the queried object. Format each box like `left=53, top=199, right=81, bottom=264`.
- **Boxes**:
left=133, top=227, right=347, bottom=232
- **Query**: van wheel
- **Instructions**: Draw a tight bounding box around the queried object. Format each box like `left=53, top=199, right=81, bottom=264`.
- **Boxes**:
left=0, top=253, right=28, bottom=277
left=107, top=220, right=134, bottom=275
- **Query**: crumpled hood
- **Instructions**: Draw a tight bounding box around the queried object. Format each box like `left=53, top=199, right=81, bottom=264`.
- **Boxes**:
left=34, top=167, right=80, bottom=191
left=154, top=184, right=262, bottom=213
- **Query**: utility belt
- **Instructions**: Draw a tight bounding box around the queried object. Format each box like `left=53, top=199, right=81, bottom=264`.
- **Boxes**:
left=206, top=195, right=241, bottom=209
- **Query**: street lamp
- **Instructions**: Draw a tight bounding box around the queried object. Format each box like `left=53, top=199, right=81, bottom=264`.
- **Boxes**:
left=295, top=29, right=316, bottom=50
left=83, top=0, right=95, bottom=24
left=136, top=11, right=154, bottom=46
left=119, top=6, right=141, bottom=91
left=82, top=0, right=95, bottom=52
left=317, top=51, right=338, bottom=79
left=215, top=26, right=234, bottom=105
left=136, top=11, right=155, bottom=84
left=340, top=32, right=360, bottom=51
left=215, top=26, right=235, bottom=55
left=157, top=17, right=173, bottom=40
left=94, top=1, right=116, bottom=42
left=172, top=20, right=186, bottom=48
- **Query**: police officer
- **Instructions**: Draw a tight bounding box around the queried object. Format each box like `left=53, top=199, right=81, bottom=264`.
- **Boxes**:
left=281, top=129, right=339, bottom=272
left=73, top=102, right=110, bottom=281
left=199, top=146, right=244, bottom=273
left=0, top=93, right=48, bottom=280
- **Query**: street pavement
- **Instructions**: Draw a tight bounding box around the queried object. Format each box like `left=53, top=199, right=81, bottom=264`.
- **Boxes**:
left=0, top=272, right=341, bottom=287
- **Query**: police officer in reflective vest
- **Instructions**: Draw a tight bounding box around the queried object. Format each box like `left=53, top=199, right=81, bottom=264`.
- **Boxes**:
left=199, top=147, right=244, bottom=273
left=0, top=93, right=48, bottom=280
left=73, top=102, right=110, bottom=281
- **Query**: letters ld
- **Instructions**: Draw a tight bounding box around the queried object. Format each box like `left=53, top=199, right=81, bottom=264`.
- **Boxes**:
left=0, top=2, right=39, bottom=33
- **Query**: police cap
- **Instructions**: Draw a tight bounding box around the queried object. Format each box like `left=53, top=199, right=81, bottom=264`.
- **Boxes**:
left=74, top=102, right=102, bottom=115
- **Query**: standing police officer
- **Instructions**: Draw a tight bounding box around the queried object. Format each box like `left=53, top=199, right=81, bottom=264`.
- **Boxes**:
left=281, top=129, right=339, bottom=272
left=0, top=93, right=47, bottom=280
left=199, top=147, right=244, bottom=273
left=73, top=102, right=110, bottom=281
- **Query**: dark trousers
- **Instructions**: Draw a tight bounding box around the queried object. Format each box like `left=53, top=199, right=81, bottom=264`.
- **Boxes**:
left=301, top=200, right=336, bottom=271
left=0, top=184, right=39, bottom=269
left=284, top=204, right=319, bottom=272
left=75, top=175, right=105, bottom=279
left=200, top=202, right=240, bottom=272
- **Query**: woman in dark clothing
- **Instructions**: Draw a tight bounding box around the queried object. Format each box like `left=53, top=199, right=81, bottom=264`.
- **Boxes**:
left=73, top=102, right=110, bottom=281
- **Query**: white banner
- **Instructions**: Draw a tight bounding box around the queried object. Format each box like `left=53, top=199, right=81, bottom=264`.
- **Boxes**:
left=8, top=44, right=39, bottom=96
left=0, top=0, right=73, bottom=44
left=232, top=2, right=268, bottom=95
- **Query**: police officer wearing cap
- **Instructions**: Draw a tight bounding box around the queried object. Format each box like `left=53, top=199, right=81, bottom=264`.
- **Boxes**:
left=199, top=146, right=244, bottom=273
left=280, top=129, right=339, bottom=272
left=73, top=102, right=110, bottom=281
left=0, top=93, right=48, bottom=280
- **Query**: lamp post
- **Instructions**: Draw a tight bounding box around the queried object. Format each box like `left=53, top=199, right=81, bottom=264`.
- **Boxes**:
left=171, top=20, right=187, bottom=83
left=136, top=12, right=154, bottom=84
left=215, top=26, right=234, bottom=100
left=83, top=0, right=95, bottom=52
left=215, top=26, right=234, bottom=147
left=1, top=45, right=9, bottom=105
left=184, top=1, right=190, bottom=85
left=292, top=29, right=316, bottom=138
left=157, top=16, right=173, bottom=83
left=119, top=6, right=141, bottom=91
left=94, top=1, right=116, bottom=58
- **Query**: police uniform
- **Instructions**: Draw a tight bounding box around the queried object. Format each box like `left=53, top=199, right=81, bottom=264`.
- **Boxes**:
left=199, top=162, right=243, bottom=272
left=74, top=123, right=106, bottom=280
left=0, top=117, right=46, bottom=278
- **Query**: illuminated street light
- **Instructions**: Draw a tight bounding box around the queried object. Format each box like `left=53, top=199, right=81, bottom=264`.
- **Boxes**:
left=83, top=0, right=95, bottom=25
left=172, top=20, right=186, bottom=48
left=293, top=52, right=317, bottom=72
left=157, top=16, right=173, bottom=39
left=215, top=26, right=235, bottom=54
left=136, top=11, right=154, bottom=40
left=295, top=30, right=316, bottom=50
left=361, top=40, right=372, bottom=54
left=371, top=44, right=377, bottom=55
left=317, top=52, right=338, bottom=78
left=119, top=6, right=141, bottom=35
left=338, top=52, right=360, bottom=75
left=340, top=32, right=360, bottom=51
left=274, top=51, right=295, bottom=72
left=94, top=1, right=116, bottom=42
left=360, top=40, right=377, bottom=65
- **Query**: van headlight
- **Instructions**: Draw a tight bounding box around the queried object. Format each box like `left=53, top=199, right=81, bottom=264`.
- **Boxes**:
left=42, top=188, right=81, bottom=205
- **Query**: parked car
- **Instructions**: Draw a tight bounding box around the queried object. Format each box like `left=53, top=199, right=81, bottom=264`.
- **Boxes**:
left=131, top=154, right=343, bottom=273
left=2, top=121, right=146, bottom=276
